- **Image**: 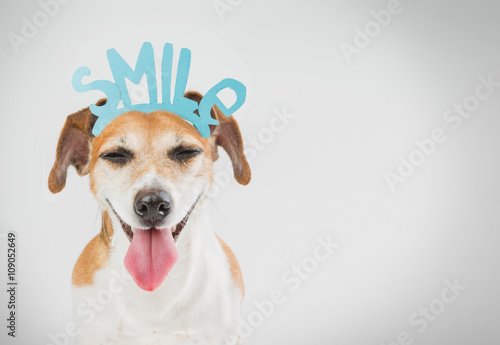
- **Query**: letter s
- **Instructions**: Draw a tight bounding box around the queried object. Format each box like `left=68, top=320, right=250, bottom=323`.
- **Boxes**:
left=76, top=302, right=95, bottom=324
left=72, top=66, right=122, bottom=135
left=442, top=109, right=461, bottom=130
left=408, top=311, right=428, bottom=333
left=282, top=270, right=301, bottom=291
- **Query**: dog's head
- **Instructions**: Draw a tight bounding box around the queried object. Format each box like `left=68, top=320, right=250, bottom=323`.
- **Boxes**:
left=48, top=91, right=250, bottom=291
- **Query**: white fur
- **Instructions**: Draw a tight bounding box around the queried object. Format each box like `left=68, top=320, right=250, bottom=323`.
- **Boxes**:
left=72, top=196, right=242, bottom=345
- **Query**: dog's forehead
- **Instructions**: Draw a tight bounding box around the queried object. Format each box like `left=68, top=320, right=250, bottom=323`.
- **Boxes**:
left=94, top=111, right=204, bottom=151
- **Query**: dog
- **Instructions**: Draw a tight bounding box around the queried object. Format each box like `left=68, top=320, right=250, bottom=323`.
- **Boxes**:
left=48, top=91, right=251, bottom=345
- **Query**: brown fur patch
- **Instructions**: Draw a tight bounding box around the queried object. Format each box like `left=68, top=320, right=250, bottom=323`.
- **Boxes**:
left=48, top=99, right=104, bottom=194
left=72, top=212, right=113, bottom=286
left=210, top=106, right=251, bottom=185
left=184, top=91, right=251, bottom=185
left=217, top=236, right=245, bottom=297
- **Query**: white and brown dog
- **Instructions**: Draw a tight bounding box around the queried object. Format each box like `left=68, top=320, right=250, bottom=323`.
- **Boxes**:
left=48, top=92, right=250, bottom=345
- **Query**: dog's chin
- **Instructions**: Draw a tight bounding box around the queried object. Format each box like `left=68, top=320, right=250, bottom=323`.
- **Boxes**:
left=108, top=195, right=201, bottom=243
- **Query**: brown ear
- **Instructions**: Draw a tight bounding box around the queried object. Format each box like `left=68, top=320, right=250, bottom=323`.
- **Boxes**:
left=48, top=100, right=104, bottom=193
left=185, top=91, right=251, bottom=185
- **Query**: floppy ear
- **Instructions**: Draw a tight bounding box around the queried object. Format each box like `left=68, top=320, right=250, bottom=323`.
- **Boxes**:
left=184, top=91, right=251, bottom=185
left=48, top=100, right=104, bottom=193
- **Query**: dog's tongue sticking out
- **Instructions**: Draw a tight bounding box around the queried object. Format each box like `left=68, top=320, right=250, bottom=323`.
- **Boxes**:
left=124, top=228, right=178, bottom=291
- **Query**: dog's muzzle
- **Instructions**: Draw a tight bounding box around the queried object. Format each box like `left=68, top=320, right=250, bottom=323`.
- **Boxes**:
left=107, top=193, right=201, bottom=243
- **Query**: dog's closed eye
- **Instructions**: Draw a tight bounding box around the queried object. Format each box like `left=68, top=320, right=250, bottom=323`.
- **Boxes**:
left=100, top=148, right=133, bottom=165
left=169, top=146, right=202, bottom=161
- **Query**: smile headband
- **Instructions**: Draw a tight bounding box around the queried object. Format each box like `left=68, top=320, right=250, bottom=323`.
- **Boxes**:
left=72, top=42, right=246, bottom=137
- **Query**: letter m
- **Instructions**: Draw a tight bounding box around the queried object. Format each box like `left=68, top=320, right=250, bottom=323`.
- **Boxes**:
left=107, top=42, right=157, bottom=107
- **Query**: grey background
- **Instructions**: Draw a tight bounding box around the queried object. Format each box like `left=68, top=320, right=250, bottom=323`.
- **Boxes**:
left=1, top=0, right=500, bottom=344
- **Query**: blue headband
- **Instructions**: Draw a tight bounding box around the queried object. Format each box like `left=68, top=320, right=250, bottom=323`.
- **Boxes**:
left=72, top=42, right=246, bottom=137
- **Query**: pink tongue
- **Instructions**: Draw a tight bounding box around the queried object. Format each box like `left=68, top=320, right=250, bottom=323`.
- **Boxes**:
left=124, top=228, right=178, bottom=291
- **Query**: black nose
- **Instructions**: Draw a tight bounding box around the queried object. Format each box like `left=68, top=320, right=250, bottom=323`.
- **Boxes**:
left=134, top=190, right=172, bottom=226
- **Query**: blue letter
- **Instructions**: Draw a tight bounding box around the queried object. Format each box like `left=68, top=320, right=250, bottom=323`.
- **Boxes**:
left=198, top=78, right=246, bottom=135
left=71, top=66, right=122, bottom=136
left=107, top=42, right=158, bottom=108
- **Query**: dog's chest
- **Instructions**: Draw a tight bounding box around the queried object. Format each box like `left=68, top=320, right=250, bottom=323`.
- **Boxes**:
left=72, top=235, right=241, bottom=345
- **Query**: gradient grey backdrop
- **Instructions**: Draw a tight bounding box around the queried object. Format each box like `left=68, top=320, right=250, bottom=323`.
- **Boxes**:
left=1, top=0, right=500, bottom=344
